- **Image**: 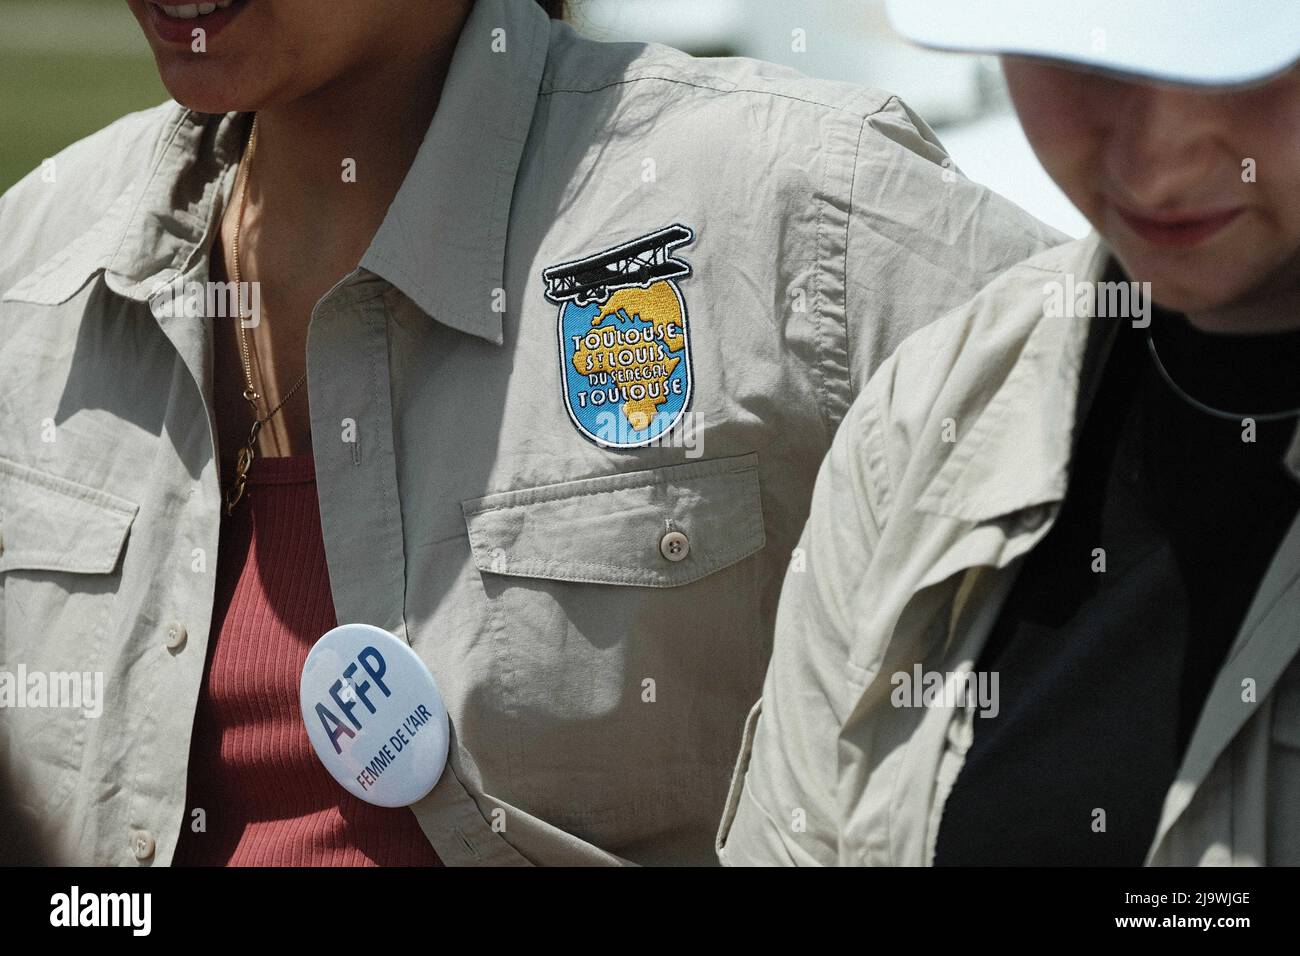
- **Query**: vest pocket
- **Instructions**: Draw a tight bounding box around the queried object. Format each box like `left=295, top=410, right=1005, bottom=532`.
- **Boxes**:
left=0, top=455, right=138, bottom=820
left=460, top=453, right=765, bottom=842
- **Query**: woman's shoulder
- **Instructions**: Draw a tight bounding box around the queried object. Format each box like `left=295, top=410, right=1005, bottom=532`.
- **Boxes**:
left=0, top=100, right=184, bottom=296
left=545, top=23, right=896, bottom=115
left=540, top=21, right=926, bottom=167
left=836, top=234, right=1106, bottom=508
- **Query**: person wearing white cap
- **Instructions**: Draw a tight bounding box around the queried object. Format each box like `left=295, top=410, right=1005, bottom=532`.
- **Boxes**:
left=718, top=1, right=1300, bottom=865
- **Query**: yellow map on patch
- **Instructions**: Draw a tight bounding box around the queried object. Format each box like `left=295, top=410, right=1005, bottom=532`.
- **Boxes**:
left=571, top=281, right=685, bottom=431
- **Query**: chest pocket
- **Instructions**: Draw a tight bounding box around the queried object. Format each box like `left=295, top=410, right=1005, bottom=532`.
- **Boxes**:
left=0, top=455, right=138, bottom=817
left=461, top=452, right=766, bottom=834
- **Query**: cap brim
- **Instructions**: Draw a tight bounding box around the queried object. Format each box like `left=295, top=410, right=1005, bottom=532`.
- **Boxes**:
left=885, top=0, right=1300, bottom=88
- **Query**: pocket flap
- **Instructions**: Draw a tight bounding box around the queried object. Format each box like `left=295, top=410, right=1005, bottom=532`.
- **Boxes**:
left=462, top=453, right=765, bottom=587
left=0, top=455, right=139, bottom=574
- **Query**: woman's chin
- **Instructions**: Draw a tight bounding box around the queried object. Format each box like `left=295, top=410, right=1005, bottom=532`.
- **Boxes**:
left=151, top=59, right=261, bottom=114
left=167, top=91, right=245, bottom=114
left=1145, top=281, right=1241, bottom=321
left=1111, top=246, right=1253, bottom=320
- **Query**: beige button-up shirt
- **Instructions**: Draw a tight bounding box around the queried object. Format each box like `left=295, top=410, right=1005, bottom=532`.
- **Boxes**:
left=0, top=0, right=1058, bottom=865
left=719, top=233, right=1300, bottom=866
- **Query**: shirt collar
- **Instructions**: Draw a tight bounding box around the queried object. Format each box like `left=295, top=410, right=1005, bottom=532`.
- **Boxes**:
left=6, top=0, right=550, bottom=349
left=359, top=0, right=551, bottom=345
left=3, top=105, right=243, bottom=308
left=112, top=109, right=247, bottom=300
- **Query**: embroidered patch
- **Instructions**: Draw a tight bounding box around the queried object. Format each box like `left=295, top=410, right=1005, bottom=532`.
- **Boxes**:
left=543, top=224, right=695, bottom=448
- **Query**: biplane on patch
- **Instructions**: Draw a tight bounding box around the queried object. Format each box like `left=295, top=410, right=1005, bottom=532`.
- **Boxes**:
left=543, top=224, right=695, bottom=307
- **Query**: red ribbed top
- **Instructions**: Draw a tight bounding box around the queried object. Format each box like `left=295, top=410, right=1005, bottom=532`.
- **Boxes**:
left=172, top=453, right=442, bottom=867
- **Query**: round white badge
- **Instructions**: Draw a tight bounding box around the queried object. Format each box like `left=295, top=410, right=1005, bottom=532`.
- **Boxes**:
left=299, top=623, right=449, bottom=808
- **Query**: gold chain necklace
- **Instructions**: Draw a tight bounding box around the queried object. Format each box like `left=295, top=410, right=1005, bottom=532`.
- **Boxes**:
left=224, top=113, right=308, bottom=516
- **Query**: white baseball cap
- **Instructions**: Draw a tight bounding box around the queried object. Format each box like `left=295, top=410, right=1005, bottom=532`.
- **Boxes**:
left=885, top=0, right=1300, bottom=88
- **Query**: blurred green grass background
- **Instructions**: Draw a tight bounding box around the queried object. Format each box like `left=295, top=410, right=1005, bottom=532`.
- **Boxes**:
left=1, top=1, right=168, bottom=192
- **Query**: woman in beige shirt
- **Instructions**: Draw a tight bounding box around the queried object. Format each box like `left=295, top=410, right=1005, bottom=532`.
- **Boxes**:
left=0, top=0, right=1057, bottom=865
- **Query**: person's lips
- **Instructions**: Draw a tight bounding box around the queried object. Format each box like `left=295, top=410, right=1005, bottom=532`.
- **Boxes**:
left=144, top=0, right=248, bottom=45
left=1113, top=203, right=1245, bottom=249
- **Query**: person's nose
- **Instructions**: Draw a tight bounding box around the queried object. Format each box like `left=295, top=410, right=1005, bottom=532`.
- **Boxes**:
left=1102, top=84, right=1234, bottom=209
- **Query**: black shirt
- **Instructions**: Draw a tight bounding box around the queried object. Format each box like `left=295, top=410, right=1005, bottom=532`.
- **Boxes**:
left=933, top=296, right=1300, bottom=866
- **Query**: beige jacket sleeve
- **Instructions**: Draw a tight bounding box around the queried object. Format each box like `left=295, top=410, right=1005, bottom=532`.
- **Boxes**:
left=717, top=378, right=890, bottom=865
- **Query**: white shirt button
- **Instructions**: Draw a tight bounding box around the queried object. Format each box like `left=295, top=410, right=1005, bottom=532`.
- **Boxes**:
left=659, top=530, right=690, bottom=562
left=165, top=621, right=188, bottom=650
left=131, top=829, right=155, bottom=861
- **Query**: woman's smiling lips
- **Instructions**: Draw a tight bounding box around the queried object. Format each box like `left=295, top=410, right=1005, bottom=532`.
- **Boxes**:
left=1114, top=203, right=1245, bottom=249
left=145, top=0, right=248, bottom=45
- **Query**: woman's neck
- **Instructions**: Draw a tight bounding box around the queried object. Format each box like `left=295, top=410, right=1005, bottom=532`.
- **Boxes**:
left=209, top=7, right=470, bottom=463
left=229, top=6, right=469, bottom=307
